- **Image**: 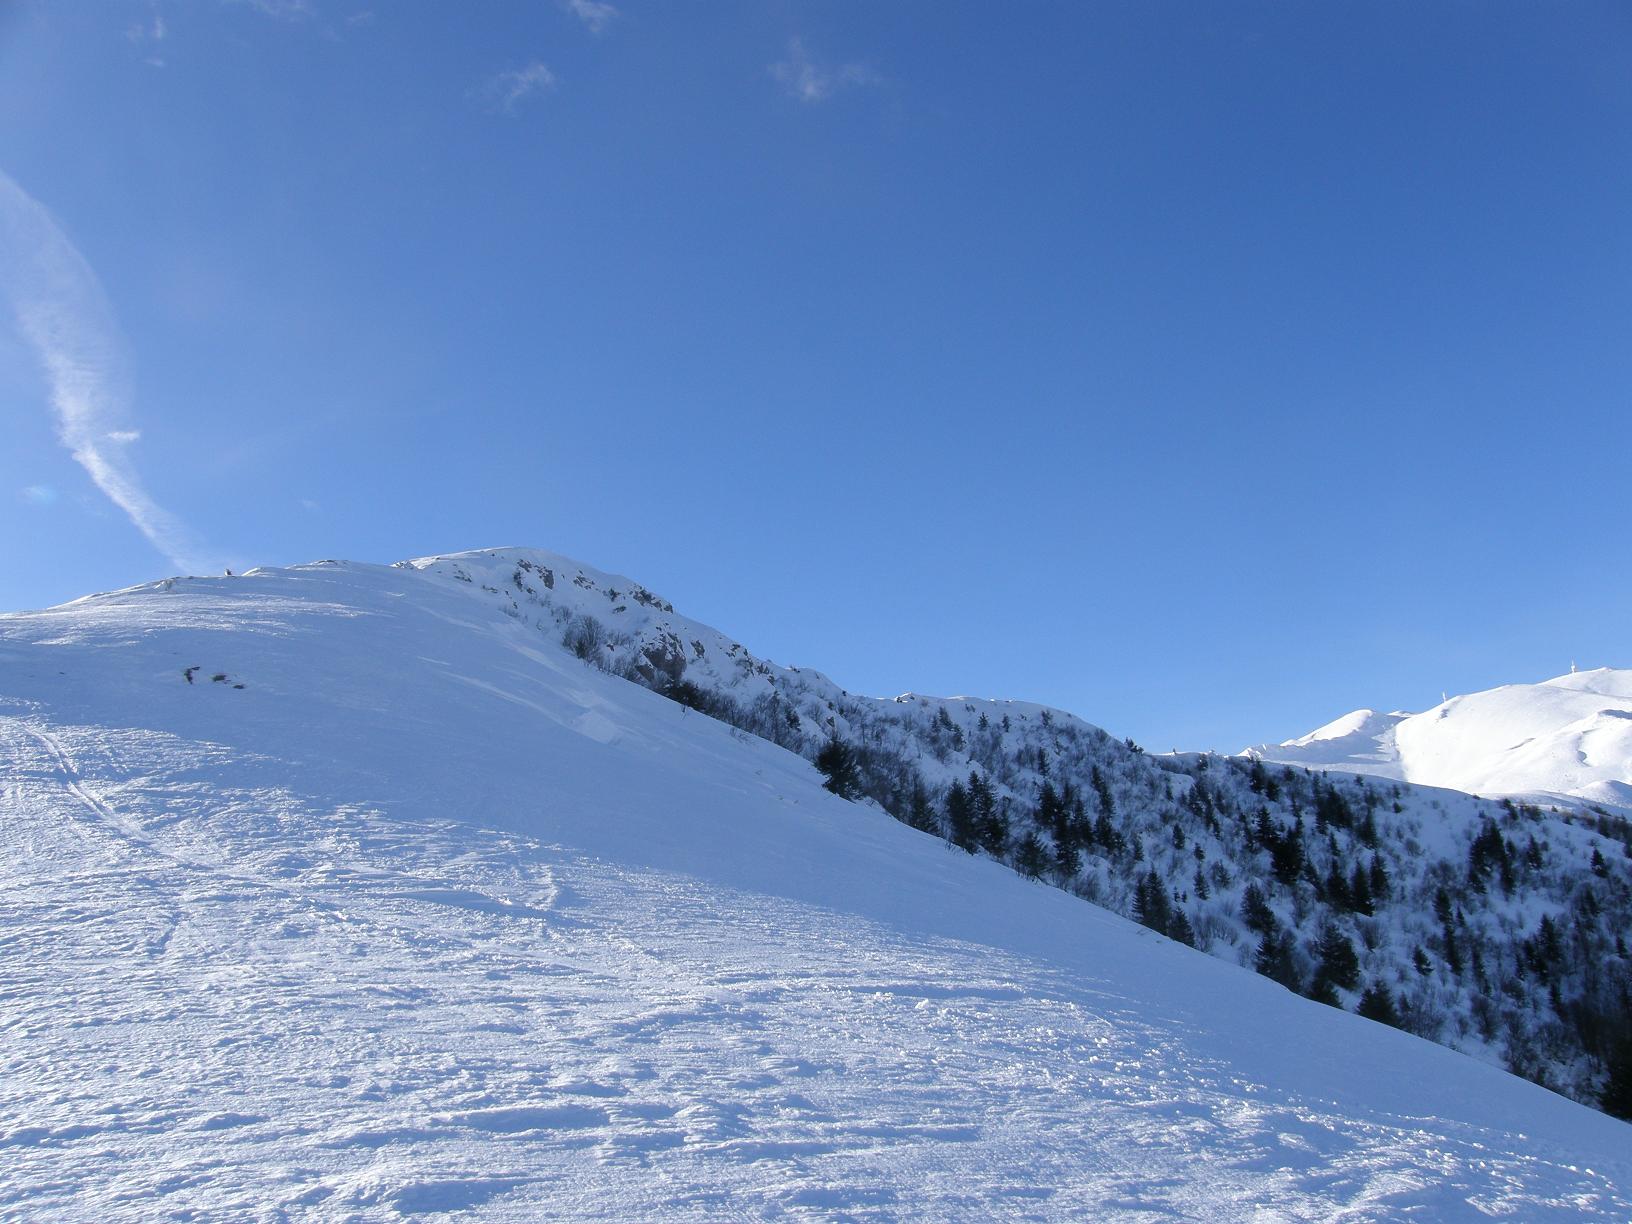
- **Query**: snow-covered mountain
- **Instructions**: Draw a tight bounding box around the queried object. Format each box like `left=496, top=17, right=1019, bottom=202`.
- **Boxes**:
left=1, top=549, right=1629, bottom=1219
left=1244, top=669, right=1632, bottom=814
left=395, top=551, right=1632, bottom=1112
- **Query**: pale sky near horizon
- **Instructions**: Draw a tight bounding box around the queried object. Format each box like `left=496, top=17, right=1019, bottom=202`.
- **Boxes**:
left=2, top=1, right=1629, bottom=752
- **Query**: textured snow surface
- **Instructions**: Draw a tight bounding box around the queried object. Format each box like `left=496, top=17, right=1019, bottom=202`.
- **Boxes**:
left=1245, top=669, right=1632, bottom=814
left=2, top=555, right=1628, bottom=1221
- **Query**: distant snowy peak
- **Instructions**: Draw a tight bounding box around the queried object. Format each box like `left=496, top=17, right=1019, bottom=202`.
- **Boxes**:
left=1240, top=708, right=1407, bottom=781
left=1245, top=667, right=1632, bottom=814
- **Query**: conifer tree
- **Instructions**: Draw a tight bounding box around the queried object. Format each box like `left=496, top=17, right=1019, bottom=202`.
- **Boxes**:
left=1602, top=1045, right=1632, bottom=1120
left=1090, top=765, right=1115, bottom=820
left=1015, top=831, right=1048, bottom=879
left=1368, top=854, right=1390, bottom=904
left=1270, top=818, right=1304, bottom=887
left=1316, top=783, right=1353, bottom=831
left=1313, top=922, right=1361, bottom=992
left=815, top=733, right=861, bottom=799
left=970, top=772, right=1008, bottom=857
left=906, top=780, right=938, bottom=834
left=1440, top=919, right=1463, bottom=977
left=1357, top=982, right=1402, bottom=1029
left=1349, top=862, right=1374, bottom=916
left=945, top=779, right=977, bottom=853
left=1133, top=869, right=1171, bottom=934
left=1093, top=807, right=1122, bottom=856
left=1240, top=883, right=1275, bottom=935
left=1254, top=928, right=1301, bottom=992
left=1358, top=808, right=1379, bottom=849
left=1037, top=781, right=1080, bottom=878
left=1305, top=975, right=1341, bottom=1007
left=1052, top=830, right=1082, bottom=880
left=1325, top=860, right=1351, bottom=911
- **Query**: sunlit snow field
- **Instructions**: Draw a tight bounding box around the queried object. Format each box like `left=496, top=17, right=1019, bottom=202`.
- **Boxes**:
left=1, top=561, right=1627, bottom=1220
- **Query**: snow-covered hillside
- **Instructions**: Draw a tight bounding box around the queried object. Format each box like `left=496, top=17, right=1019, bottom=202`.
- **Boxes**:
left=393, top=550, right=1632, bottom=1112
left=1244, top=669, right=1632, bottom=814
left=1, top=552, right=1629, bottom=1219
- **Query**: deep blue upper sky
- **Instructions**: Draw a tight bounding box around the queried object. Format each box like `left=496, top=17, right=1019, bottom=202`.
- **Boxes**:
left=2, top=1, right=1628, bottom=751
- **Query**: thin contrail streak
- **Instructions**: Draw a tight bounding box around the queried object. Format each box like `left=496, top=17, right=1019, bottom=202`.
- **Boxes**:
left=0, top=170, right=222, bottom=574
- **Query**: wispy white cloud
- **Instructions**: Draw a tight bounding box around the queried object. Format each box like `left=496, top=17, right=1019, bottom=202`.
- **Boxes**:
left=769, top=37, right=878, bottom=104
left=126, top=11, right=167, bottom=67
left=476, top=61, right=557, bottom=115
left=0, top=171, right=225, bottom=574
left=228, top=0, right=315, bottom=19
left=19, top=484, right=58, bottom=506
left=126, top=12, right=167, bottom=43
left=562, top=0, right=617, bottom=34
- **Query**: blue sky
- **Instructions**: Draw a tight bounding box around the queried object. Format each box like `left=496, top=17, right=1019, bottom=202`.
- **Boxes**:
left=2, top=1, right=1628, bottom=751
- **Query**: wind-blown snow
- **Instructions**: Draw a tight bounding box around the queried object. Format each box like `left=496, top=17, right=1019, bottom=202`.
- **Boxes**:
left=1245, top=669, right=1632, bottom=814
left=1, top=555, right=1627, bottom=1219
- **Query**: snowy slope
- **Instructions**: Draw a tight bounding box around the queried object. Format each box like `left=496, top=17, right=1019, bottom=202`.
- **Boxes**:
left=1, top=557, right=1629, bottom=1220
left=395, top=551, right=1632, bottom=1110
left=1244, top=669, right=1632, bottom=813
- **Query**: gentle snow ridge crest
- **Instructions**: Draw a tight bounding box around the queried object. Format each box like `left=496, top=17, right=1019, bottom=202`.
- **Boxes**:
left=1244, top=669, right=1632, bottom=814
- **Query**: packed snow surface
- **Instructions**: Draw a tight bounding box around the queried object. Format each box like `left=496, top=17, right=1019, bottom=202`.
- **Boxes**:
left=1245, top=669, right=1632, bottom=813
left=2, top=551, right=1628, bottom=1220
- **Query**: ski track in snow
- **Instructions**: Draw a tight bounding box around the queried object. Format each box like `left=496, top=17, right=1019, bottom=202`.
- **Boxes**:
left=0, top=712, right=1624, bottom=1221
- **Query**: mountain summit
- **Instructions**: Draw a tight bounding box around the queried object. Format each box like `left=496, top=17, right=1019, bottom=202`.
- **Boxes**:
left=1245, top=668, right=1632, bottom=814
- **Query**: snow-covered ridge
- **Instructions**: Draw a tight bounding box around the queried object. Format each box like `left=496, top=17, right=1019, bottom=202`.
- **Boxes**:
left=1244, top=668, right=1632, bottom=814
left=400, top=546, right=1102, bottom=779
left=396, top=548, right=1631, bottom=1114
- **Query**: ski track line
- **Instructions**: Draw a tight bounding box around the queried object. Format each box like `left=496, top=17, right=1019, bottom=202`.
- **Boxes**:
left=0, top=715, right=553, bottom=961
